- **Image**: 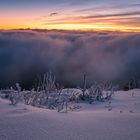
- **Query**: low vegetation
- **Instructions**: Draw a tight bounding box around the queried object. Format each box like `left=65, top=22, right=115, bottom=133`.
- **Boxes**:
left=0, top=72, right=137, bottom=112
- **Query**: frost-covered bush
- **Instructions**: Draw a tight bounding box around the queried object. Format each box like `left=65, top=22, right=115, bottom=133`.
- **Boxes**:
left=0, top=88, right=15, bottom=99
left=22, top=72, right=68, bottom=112
left=0, top=72, right=117, bottom=112
left=9, top=83, right=22, bottom=105
left=85, top=82, right=116, bottom=104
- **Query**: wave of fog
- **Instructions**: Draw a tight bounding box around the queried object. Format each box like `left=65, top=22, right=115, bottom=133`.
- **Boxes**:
left=0, top=30, right=140, bottom=88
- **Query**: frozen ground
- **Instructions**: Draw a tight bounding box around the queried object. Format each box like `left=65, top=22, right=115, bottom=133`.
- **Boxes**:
left=0, top=89, right=140, bottom=140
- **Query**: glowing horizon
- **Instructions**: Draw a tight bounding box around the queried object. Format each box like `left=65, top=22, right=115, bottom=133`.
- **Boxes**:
left=0, top=0, right=140, bottom=32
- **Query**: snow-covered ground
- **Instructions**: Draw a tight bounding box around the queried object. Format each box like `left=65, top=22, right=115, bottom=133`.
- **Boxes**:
left=0, top=89, right=140, bottom=140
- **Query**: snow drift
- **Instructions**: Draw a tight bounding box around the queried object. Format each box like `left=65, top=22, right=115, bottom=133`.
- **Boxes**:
left=0, top=89, right=140, bottom=140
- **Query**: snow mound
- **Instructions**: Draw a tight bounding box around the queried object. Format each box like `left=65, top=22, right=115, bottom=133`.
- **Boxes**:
left=0, top=90, right=140, bottom=140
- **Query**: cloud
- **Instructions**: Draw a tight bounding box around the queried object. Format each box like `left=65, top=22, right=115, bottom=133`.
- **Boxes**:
left=54, top=11, right=140, bottom=21
left=75, top=4, right=140, bottom=13
left=0, top=30, right=140, bottom=88
left=42, top=10, right=140, bottom=30
left=83, top=11, right=140, bottom=19
left=50, top=12, right=59, bottom=16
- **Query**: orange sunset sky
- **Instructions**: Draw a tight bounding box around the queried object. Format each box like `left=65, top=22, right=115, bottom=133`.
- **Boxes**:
left=0, top=0, right=140, bottom=32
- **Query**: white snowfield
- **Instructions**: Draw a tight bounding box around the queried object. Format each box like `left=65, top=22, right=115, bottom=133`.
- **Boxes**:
left=0, top=89, right=140, bottom=140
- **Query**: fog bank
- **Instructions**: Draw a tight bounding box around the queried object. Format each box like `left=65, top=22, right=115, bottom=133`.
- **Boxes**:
left=0, top=30, right=140, bottom=88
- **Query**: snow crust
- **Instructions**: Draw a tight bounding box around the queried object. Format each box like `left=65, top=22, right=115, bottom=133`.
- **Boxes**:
left=0, top=89, right=140, bottom=140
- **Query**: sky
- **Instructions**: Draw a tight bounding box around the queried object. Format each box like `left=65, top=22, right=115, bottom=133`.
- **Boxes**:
left=0, top=0, right=140, bottom=31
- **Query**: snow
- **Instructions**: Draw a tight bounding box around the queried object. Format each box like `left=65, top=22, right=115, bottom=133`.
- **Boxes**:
left=0, top=90, right=140, bottom=140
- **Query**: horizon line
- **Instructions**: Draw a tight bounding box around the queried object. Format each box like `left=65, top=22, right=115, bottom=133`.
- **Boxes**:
left=0, top=28, right=140, bottom=33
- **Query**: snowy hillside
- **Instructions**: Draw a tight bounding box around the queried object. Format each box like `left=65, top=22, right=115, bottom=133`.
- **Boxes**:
left=0, top=89, right=140, bottom=140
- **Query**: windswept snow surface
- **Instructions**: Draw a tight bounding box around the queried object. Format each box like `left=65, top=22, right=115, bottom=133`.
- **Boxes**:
left=0, top=90, right=140, bottom=140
